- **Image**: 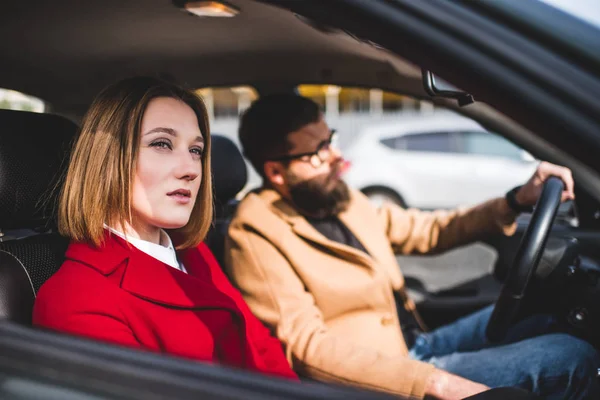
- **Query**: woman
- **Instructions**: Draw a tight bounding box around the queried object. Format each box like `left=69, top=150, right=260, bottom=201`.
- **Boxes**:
left=33, top=76, right=297, bottom=380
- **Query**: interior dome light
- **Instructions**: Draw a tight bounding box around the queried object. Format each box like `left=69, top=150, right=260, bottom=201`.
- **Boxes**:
left=180, top=1, right=239, bottom=18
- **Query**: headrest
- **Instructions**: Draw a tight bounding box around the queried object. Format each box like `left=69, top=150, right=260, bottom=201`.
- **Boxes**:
left=0, top=110, right=77, bottom=230
left=211, top=135, right=247, bottom=205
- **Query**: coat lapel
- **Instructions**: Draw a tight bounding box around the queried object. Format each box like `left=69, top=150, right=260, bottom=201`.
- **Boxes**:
left=258, top=189, right=378, bottom=272
left=122, top=249, right=238, bottom=311
left=66, top=233, right=238, bottom=311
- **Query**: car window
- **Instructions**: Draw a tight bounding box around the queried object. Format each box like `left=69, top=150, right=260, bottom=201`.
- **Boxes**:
left=298, top=85, right=425, bottom=116
left=203, top=83, right=534, bottom=208
left=459, top=131, right=524, bottom=160
left=381, top=131, right=523, bottom=159
left=294, top=84, right=536, bottom=211
left=0, top=88, right=45, bottom=112
left=196, top=86, right=258, bottom=121
left=197, top=86, right=260, bottom=197
left=395, top=132, right=455, bottom=153
left=297, top=84, right=434, bottom=150
left=539, top=0, right=600, bottom=28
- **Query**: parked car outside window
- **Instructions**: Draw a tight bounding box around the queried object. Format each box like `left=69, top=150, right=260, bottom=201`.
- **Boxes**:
left=343, top=113, right=538, bottom=209
left=386, top=131, right=456, bottom=153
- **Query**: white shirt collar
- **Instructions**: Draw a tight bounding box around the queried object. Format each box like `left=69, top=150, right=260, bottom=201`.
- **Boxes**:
left=103, top=225, right=187, bottom=273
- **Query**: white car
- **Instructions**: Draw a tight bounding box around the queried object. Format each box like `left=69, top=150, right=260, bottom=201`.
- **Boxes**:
left=343, top=113, right=538, bottom=209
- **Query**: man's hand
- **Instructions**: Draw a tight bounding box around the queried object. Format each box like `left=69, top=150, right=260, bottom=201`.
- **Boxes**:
left=424, top=369, right=489, bottom=400
left=515, top=162, right=575, bottom=207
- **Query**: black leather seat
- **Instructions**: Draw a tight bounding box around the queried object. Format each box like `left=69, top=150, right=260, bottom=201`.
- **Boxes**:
left=206, top=135, right=248, bottom=266
left=0, top=110, right=77, bottom=324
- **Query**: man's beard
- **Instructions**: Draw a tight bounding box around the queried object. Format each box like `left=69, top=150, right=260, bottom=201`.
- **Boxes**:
left=287, top=168, right=351, bottom=218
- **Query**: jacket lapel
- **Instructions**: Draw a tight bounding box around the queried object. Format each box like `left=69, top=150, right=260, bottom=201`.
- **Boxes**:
left=258, top=189, right=377, bottom=272
left=66, top=233, right=238, bottom=311
left=122, top=249, right=239, bottom=311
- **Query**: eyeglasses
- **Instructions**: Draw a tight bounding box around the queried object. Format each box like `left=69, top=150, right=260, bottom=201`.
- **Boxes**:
left=269, top=130, right=339, bottom=168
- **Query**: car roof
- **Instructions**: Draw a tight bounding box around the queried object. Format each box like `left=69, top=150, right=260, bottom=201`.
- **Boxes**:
left=358, top=112, right=485, bottom=140
left=0, top=0, right=423, bottom=115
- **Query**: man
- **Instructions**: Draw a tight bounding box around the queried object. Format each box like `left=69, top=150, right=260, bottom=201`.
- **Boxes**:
left=224, top=94, right=599, bottom=399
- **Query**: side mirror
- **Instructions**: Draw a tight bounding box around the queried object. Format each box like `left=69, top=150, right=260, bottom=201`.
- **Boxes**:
left=422, top=69, right=475, bottom=107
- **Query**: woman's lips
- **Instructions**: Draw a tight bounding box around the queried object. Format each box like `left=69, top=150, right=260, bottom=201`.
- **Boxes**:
left=167, top=189, right=192, bottom=204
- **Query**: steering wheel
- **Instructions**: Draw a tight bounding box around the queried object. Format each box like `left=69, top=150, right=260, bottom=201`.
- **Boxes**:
left=486, top=177, right=565, bottom=342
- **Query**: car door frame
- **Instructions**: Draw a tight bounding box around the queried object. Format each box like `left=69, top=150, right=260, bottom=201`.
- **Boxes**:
left=0, top=321, right=395, bottom=400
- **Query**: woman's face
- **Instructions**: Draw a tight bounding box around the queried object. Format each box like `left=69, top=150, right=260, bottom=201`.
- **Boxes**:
left=131, top=97, right=204, bottom=237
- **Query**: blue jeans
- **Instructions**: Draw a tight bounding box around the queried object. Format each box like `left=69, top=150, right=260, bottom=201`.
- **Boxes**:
left=409, top=305, right=600, bottom=399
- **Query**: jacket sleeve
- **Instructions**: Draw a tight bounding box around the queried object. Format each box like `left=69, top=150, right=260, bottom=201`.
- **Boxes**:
left=197, top=243, right=299, bottom=380
left=33, top=267, right=141, bottom=349
left=225, top=226, right=436, bottom=399
left=377, top=196, right=519, bottom=255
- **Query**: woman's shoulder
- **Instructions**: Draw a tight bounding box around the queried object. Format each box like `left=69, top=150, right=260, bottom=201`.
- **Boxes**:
left=40, top=256, right=112, bottom=291
left=34, top=256, right=124, bottom=323
left=40, top=235, right=134, bottom=293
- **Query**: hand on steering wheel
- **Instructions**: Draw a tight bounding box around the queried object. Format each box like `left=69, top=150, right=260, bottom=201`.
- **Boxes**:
left=486, top=176, right=565, bottom=342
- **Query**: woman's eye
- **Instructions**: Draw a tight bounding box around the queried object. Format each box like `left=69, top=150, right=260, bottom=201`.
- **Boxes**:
left=149, top=140, right=172, bottom=150
left=190, top=147, right=204, bottom=159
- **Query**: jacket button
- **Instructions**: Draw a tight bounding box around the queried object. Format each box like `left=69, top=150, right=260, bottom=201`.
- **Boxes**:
left=381, top=314, right=395, bottom=326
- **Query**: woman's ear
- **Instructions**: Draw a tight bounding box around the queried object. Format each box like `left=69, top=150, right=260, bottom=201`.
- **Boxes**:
left=263, top=161, right=286, bottom=187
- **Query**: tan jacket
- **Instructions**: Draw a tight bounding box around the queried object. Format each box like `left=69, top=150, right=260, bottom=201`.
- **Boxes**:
left=224, top=188, right=518, bottom=399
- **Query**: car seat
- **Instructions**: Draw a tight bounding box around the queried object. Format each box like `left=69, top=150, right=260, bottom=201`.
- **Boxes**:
left=205, top=135, right=248, bottom=267
left=0, top=110, right=76, bottom=324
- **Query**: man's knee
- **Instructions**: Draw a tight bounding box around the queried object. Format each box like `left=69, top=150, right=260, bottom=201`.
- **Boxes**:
left=544, top=334, right=598, bottom=377
left=524, top=334, right=599, bottom=398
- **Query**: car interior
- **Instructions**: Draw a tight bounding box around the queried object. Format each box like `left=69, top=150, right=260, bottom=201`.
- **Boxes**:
left=0, top=0, right=599, bottom=398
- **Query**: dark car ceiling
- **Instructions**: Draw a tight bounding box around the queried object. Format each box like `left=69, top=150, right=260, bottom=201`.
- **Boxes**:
left=0, top=0, right=423, bottom=114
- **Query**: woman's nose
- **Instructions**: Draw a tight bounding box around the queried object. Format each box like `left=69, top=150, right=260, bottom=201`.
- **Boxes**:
left=177, top=153, right=201, bottom=181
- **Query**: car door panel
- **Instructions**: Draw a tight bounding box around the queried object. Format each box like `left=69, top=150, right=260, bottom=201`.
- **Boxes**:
left=412, top=275, right=502, bottom=329
left=399, top=242, right=501, bottom=329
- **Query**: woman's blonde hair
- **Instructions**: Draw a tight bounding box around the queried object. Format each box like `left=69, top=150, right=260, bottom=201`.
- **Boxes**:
left=59, top=76, right=212, bottom=249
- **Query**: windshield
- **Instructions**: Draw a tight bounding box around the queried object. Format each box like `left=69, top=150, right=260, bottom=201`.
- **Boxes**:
left=539, top=0, right=600, bottom=28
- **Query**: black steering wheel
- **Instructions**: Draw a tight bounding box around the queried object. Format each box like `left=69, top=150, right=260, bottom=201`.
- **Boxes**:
left=486, top=177, right=565, bottom=342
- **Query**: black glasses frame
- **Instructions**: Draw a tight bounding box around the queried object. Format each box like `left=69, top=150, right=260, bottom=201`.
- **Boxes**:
left=268, top=129, right=337, bottom=163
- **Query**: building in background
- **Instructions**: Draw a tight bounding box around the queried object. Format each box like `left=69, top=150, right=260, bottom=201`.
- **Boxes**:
left=197, top=84, right=434, bottom=124
left=203, top=84, right=437, bottom=150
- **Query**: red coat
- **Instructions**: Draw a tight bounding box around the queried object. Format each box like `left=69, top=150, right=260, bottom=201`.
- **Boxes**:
left=33, top=233, right=298, bottom=380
